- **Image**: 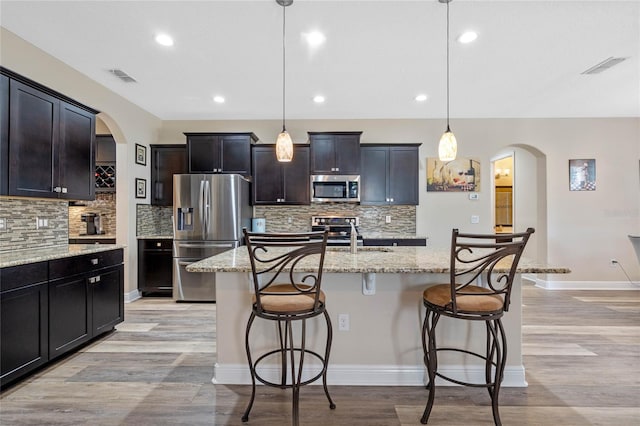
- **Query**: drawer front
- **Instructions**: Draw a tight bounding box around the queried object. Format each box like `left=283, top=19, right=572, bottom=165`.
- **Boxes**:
left=50, top=249, right=123, bottom=280
left=1, top=262, right=48, bottom=292
left=141, top=239, right=172, bottom=251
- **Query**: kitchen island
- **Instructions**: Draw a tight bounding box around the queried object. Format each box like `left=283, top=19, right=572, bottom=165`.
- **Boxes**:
left=187, top=246, right=569, bottom=387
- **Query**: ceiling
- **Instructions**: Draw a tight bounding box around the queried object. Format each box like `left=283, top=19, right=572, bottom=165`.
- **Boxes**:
left=1, top=0, right=638, bottom=121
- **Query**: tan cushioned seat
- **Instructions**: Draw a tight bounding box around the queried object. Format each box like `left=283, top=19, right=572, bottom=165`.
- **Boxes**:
left=254, top=284, right=325, bottom=313
left=423, top=284, right=504, bottom=313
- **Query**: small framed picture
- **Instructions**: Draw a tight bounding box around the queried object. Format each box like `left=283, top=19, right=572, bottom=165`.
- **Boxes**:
left=569, top=159, right=596, bottom=191
left=135, top=178, right=147, bottom=198
left=135, top=143, right=147, bottom=166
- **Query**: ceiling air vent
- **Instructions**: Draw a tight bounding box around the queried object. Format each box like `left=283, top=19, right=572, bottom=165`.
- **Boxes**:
left=108, top=68, right=137, bottom=83
left=581, top=57, right=628, bottom=75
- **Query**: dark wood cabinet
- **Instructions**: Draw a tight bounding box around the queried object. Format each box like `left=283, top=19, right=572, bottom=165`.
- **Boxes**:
left=96, top=135, right=116, bottom=163
left=360, top=144, right=420, bottom=205
left=1, top=68, right=97, bottom=200
left=252, top=144, right=310, bottom=205
left=309, top=131, right=361, bottom=175
left=151, top=144, right=186, bottom=206
left=48, top=249, right=124, bottom=361
left=0, top=74, right=8, bottom=195
left=363, top=238, right=427, bottom=247
left=0, top=262, right=49, bottom=388
left=185, top=132, right=257, bottom=175
left=138, top=239, right=173, bottom=295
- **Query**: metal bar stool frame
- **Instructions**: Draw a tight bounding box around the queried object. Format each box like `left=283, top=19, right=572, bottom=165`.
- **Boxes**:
left=421, top=228, right=534, bottom=426
left=241, top=229, right=335, bottom=426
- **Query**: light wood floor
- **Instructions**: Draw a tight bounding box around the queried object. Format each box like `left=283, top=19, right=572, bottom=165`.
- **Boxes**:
left=1, top=284, right=639, bottom=425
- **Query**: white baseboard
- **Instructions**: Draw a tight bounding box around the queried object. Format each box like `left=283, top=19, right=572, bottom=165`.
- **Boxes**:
left=212, top=363, right=527, bottom=388
left=124, top=289, right=141, bottom=303
left=532, top=278, right=640, bottom=290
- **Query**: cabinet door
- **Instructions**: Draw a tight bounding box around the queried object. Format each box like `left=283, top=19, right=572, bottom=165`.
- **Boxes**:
left=1, top=283, right=49, bottom=387
left=49, top=276, right=90, bottom=360
left=283, top=145, right=310, bottom=204
left=91, top=266, right=124, bottom=336
left=151, top=145, right=186, bottom=206
left=360, top=146, right=389, bottom=205
left=8, top=80, right=58, bottom=198
left=0, top=74, right=8, bottom=195
left=220, top=135, right=251, bottom=175
left=96, top=135, right=116, bottom=163
left=138, top=240, right=173, bottom=294
left=335, top=134, right=361, bottom=174
left=252, top=146, right=284, bottom=204
left=58, top=101, right=95, bottom=200
left=389, top=146, right=418, bottom=205
left=188, top=135, right=220, bottom=173
left=309, top=135, right=335, bottom=174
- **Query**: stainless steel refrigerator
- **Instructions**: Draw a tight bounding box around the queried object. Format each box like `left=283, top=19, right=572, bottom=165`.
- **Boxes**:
left=172, top=174, right=251, bottom=301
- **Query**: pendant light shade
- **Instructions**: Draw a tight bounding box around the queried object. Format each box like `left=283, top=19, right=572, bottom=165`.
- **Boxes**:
left=275, top=0, right=294, bottom=162
left=438, top=0, right=457, bottom=162
left=276, top=129, right=294, bottom=162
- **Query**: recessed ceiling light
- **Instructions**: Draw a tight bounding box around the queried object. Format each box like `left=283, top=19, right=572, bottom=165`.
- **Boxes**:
left=305, top=31, right=326, bottom=47
left=155, top=33, right=174, bottom=47
left=313, top=95, right=325, bottom=103
left=415, top=94, right=428, bottom=102
left=213, top=96, right=225, bottom=104
left=457, top=31, right=478, bottom=44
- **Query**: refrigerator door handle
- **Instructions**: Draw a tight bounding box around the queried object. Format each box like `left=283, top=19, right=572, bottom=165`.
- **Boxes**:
left=199, top=179, right=206, bottom=239
left=204, top=179, right=211, bottom=236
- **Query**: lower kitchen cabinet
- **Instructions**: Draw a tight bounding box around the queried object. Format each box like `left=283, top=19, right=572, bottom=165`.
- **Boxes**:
left=0, top=262, right=49, bottom=387
left=138, top=239, right=173, bottom=296
left=363, top=238, right=427, bottom=247
left=0, top=249, right=124, bottom=388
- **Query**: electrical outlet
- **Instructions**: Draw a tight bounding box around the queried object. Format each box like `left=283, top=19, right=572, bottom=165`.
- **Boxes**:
left=0, top=218, right=6, bottom=232
left=471, top=215, right=480, bottom=224
left=338, top=313, right=350, bottom=331
left=35, top=217, right=50, bottom=229
left=385, top=215, right=391, bottom=224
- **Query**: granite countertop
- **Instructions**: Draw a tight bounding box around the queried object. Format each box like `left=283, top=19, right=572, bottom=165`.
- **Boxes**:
left=0, top=244, right=126, bottom=269
left=137, top=235, right=173, bottom=240
left=361, top=233, right=428, bottom=240
left=186, top=246, right=570, bottom=274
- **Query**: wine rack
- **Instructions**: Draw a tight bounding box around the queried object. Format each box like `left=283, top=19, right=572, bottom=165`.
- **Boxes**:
left=95, top=165, right=116, bottom=191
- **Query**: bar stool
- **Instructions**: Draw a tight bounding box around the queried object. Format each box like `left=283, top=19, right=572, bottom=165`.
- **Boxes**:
left=420, top=228, right=534, bottom=426
left=241, top=229, right=335, bottom=426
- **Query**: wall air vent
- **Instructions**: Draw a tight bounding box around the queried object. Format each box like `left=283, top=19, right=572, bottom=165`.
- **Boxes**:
left=581, top=57, right=628, bottom=75
left=108, top=68, right=137, bottom=83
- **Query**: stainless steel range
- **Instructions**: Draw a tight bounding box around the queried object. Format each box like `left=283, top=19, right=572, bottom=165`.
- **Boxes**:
left=311, top=216, right=363, bottom=246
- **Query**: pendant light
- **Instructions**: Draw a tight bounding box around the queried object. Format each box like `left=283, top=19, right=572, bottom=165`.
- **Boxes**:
left=275, top=0, right=294, bottom=162
left=438, top=0, right=457, bottom=162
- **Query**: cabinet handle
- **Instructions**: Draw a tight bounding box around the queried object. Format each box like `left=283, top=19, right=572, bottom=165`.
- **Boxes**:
left=390, top=198, right=394, bottom=202
left=53, top=186, right=62, bottom=193
left=156, top=242, right=162, bottom=247
left=62, top=187, right=68, bottom=194
left=91, top=258, right=99, bottom=265
left=89, top=276, right=101, bottom=284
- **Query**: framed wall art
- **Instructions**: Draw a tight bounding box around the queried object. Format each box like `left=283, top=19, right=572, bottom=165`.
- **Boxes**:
left=135, top=143, right=147, bottom=166
left=569, top=159, right=596, bottom=191
left=135, top=178, right=147, bottom=198
left=427, top=157, right=480, bottom=192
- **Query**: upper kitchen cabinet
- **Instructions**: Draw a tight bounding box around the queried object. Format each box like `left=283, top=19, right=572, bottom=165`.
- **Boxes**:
left=252, top=144, right=310, bottom=205
left=185, top=132, right=257, bottom=176
left=151, top=144, right=186, bottom=206
left=360, top=144, right=420, bottom=205
left=308, top=131, right=362, bottom=175
left=0, top=68, right=97, bottom=200
left=95, top=135, right=116, bottom=193
left=0, top=74, right=8, bottom=195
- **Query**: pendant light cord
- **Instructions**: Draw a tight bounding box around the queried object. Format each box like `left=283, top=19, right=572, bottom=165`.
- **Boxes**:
left=446, top=0, right=450, bottom=131
left=281, top=2, right=287, bottom=132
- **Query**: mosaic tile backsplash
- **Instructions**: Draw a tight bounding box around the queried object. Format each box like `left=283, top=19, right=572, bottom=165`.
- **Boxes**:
left=68, top=192, right=116, bottom=236
left=253, top=205, right=416, bottom=234
left=0, top=197, right=69, bottom=251
left=137, top=204, right=173, bottom=236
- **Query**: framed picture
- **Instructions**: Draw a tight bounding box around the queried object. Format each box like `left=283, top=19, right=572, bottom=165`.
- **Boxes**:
left=569, top=159, right=596, bottom=191
left=426, top=157, right=480, bottom=192
left=135, top=143, right=147, bottom=166
left=135, top=178, right=147, bottom=198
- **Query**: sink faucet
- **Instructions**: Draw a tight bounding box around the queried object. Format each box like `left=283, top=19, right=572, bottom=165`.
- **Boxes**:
left=350, top=222, right=358, bottom=254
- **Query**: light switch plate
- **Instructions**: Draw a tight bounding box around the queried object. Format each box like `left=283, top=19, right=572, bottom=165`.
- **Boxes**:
left=471, top=215, right=480, bottom=224
left=0, top=218, right=6, bottom=232
left=469, top=193, right=479, bottom=200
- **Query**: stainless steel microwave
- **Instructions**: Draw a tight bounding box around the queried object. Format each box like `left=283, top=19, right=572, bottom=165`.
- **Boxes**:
left=310, top=175, right=360, bottom=203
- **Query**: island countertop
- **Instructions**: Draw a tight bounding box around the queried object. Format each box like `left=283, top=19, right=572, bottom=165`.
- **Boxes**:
left=186, top=246, right=570, bottom=274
